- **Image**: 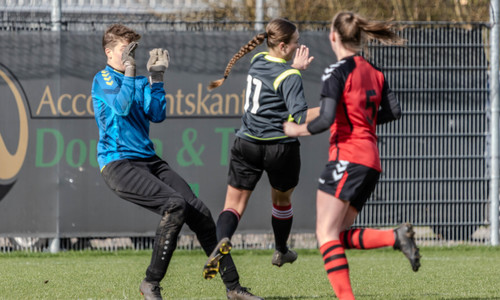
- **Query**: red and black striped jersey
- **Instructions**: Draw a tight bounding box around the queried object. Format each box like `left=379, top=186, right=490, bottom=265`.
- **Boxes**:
left=321, top=55, right=397, bottom=171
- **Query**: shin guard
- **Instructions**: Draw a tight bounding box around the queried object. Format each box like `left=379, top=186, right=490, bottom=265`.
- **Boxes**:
left=145, top=198, right=186, bottom=282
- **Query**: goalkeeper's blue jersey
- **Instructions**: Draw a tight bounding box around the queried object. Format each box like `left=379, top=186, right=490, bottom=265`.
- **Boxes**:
left=91, top=65, right=166, bottom=170
left=236, top=52, right=308, bottom=143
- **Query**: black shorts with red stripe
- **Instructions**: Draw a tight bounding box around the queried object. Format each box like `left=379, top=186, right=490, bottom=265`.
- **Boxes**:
left=318, top=160, right=380, bottom=212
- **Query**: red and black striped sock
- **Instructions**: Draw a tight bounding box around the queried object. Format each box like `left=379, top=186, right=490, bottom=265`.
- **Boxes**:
left=340, top=228, right=395, bottom=250
left=320, top=240, right=354, bottom=300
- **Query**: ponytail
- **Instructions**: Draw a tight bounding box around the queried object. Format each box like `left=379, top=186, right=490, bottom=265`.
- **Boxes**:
left=332, top=11, right=405, bottom=54
left=358, top=18, right=405, bottom=46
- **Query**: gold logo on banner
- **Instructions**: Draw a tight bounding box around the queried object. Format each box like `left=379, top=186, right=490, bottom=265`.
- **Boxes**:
left=0, top=66, right=29, bottom=181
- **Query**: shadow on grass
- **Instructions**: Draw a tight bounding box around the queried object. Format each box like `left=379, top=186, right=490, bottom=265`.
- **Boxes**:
left=264, top=298, right=314, bottom=300
left=265, top=295, right=500, bottom=300
left=263, top=297, right=330, bottom=300
left=436, top=298, right=500, bottom=300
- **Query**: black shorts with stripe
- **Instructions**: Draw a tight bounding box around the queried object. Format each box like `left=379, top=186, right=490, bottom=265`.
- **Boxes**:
left=228, top=137, right=300, bottom=192
left=318, top=160, right=380, bottom=212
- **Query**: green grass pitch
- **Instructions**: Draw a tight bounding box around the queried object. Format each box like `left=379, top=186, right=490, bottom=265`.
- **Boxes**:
left=1, top=246, right=500, bottom=299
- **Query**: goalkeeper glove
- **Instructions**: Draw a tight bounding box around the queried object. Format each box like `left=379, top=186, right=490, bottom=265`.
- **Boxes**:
left=122, top=41, right=138, bottom=77
left=147, top=48, right=170, bottom=83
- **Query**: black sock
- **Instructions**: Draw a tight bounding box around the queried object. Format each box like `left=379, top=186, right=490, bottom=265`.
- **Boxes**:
left=219, top=254, right=240, bottom=290
left=272, top=216, right=293, bottom=253
left=216, top=210, right=240, bottom=241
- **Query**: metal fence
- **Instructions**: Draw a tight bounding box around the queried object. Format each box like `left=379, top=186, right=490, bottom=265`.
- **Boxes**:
left=358, top=23, right=491, bottom=245
left=0, top=0, right=281, bottom=31
left=0, top=21, right=494, bottom=251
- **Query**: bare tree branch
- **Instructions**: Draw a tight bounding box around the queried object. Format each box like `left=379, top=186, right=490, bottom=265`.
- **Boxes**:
left=200, top=0, right=489, bottom=23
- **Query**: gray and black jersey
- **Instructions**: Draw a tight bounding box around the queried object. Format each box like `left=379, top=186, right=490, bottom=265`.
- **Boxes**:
left=236, top=52, right=308, bottom=144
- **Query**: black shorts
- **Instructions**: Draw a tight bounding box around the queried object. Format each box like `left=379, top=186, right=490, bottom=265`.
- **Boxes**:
left=227, top=137, right=301, bottom=192
left=318, top=160, right=380, bottom=212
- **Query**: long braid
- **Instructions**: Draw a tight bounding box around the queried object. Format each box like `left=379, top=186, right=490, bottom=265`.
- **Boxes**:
left=208, top=33, right=266, bottom=90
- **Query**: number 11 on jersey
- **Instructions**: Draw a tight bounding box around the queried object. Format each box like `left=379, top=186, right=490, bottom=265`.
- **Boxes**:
left=244, top=74, right=263, bottom=114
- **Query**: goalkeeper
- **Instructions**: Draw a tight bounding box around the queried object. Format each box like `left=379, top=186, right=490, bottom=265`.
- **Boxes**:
left=91, top=24, right=262, bottom=300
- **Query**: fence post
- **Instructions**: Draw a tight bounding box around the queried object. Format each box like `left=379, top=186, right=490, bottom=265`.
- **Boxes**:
left=490, top=0, right=500, bottom=246
left=255, top=0, right=264, bottom=31
left=51, top=0, right=62, bottom=251
left=51, top=0, right=61, bottom=32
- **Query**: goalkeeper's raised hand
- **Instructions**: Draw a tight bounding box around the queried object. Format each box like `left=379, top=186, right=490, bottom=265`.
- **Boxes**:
left=147, top=48, right=170, bottom=83
left=122, top=41, right=138, bottom=77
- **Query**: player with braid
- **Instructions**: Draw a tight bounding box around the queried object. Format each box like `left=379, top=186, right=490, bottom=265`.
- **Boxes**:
left=203, top=18, right=319, bottom=285
left=283, top=12, right=421, bottom=299
left=91, top=24, right=262, bottom=300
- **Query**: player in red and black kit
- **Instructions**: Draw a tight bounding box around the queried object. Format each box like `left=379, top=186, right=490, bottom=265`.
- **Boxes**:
left=284, top=12, right=421, bottom=300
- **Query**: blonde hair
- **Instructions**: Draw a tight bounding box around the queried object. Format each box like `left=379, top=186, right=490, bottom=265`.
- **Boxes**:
left=209, top=18, right=297, bottom=90
left=102, top=24, right=141, bottom=52
left=332, top=11, right=404, bottom=54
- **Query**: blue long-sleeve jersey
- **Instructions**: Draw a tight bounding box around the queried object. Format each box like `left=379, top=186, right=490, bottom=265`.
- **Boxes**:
left=91, top=65, right=166, bottom=170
